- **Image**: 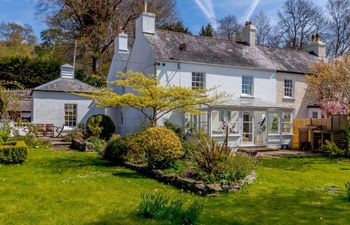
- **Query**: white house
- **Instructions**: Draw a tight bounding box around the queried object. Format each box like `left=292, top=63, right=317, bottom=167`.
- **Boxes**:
left=32, top=64, right=105, bottom=135
left=107, top=12, right=325, bottom=148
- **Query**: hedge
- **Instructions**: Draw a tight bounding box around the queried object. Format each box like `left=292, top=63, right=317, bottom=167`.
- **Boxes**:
left=0, top=141, right=28, bottom=164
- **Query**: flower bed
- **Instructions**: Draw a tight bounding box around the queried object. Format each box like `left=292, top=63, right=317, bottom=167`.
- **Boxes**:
left=124, top=162, right=256, bottom=196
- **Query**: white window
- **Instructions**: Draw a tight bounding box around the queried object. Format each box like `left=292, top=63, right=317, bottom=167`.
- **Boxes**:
left=268, top=113, right=279, bottom=134
left=187, top=113, right=208, bottom=133
left=282, top=112, right=292, bottom=133
left=64, top=104, right=77, bottom=127
left=242, top=76, right=253, bottom=95
left=284, top=79, right=293, bottom=97
left=211, top=111, right=239, bottom=135
left=312, top=111, right=318, bottom=119
left=192, top=72, right=206, bottom=89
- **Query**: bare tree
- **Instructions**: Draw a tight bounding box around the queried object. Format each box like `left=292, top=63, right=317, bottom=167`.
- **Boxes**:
left=326, top=0, right=350, bottom=57
left=267, top=26, right=284, bottom=48
left=277, top=0, right=326, bottom=49
left=0, top=22, right=36, bottom=45
left=251, top=11, right=271, bottom=46
left=36, top=0, right=177, bottom=74
left=216, top=15, right=242, bottom=41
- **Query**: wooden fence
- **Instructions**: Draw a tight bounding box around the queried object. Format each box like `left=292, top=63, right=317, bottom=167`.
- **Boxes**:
left=292, top=118, right=332, bottom=149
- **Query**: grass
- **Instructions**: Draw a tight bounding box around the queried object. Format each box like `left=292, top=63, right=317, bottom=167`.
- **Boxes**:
left=0, top=149, right=350, bottom=225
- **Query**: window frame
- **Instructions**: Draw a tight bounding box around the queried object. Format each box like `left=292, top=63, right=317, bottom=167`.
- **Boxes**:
left=242, top=75, right=254, bottom=96
left=192, top=72, right=206, bottom=89
left=282, top=112, right=292, bottom=134
left=268, top=112, right=280, bottom=134
left=211, top=110, right=240, bottom=136
left=312, top=111, right=319, bottom=119
left=284, top=79, right=294, bottom=98
left=64, top=104, right=78, bottom=127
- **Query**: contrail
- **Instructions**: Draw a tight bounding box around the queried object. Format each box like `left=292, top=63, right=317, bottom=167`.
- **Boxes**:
left=242, top=0, right=261, bottom=22
left=194, top=0, right=217, bottom=27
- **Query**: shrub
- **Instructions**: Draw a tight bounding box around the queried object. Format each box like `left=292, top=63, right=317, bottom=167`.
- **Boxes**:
left=126, top=133, right=146, bottom=164
left=141, top=127, right=184, bottom=169
left=103, top=138, right=127, bottom=163
left=163, top=119, right=185, bottom=140
left=137, top=192, right=204, bottom=225
left=86, top=136, right=106, bottom=152
left=346, top=182, right=350, bottom=202
left=0, top=141, right=28, bottom=164
left=0, top=122, right=11, bottom=144
left=190, top=133, right=230, bottom=177
left=86, top=114, right=115, bottom=140
left=325, top=140, right=349, bottom=158
left=217, top=154, right=256, bottom=183
left=65, top=128, right=85, bottom=142
left=11, top=135, right=50, bottom=149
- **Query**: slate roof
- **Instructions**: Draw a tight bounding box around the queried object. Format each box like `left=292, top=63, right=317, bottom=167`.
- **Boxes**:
left=33, top=78, right=96, bottom=92
left=145, top=30, right=320, bottom=74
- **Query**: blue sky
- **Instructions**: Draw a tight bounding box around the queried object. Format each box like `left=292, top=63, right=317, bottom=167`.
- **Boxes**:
left=0, top=0, right=328, bottom=41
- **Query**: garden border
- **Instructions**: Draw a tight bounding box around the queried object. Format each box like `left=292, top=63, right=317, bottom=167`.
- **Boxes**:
left=124, top=162, right=256, bottom=196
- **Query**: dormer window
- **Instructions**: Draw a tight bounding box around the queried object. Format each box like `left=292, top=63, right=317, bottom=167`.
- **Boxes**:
left=284, top=79, right=294, bottom=98
left=242, top=76, right=253, bottom=95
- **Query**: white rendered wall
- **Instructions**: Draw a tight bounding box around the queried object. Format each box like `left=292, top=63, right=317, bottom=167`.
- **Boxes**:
left=156, top=61, right=277, bottom=127
left=32, top=91, right=105, bottom=129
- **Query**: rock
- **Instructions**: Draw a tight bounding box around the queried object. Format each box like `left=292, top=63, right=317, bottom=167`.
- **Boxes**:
left=85, top=142, right=94, bottom=152
left=194, top=183, right=207, bottom=193
left=177, top=177, right=196, bottom=188
left=207, top=184, right=222, bottom=192
left=71, top=138, right=86, bottom=151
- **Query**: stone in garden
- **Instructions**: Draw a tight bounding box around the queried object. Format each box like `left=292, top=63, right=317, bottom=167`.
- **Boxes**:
left=207, top=184, right=223, bottom=192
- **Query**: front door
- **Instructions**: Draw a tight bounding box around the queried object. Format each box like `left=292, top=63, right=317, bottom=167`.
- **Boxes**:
left=242, top=112, right=254, bottom=143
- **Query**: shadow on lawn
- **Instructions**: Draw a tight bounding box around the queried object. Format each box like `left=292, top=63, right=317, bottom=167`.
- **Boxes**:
left=260, top=156, right=338, bottom=171
left=36, top=157, right=113, bottom=172
left=112, top=171, right=145, bottom=179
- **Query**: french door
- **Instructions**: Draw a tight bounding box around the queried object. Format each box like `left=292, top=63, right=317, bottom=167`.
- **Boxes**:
left=242, top=112, right=254, bottom=143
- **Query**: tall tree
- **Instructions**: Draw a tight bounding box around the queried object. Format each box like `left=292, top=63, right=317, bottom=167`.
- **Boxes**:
left=76, top=71, right=227, bottom=126
left=251, top=11, right=272, bottom=46
left=158, top=21, right=192, bottom=34
left=0, top=22, right=36, bottom=55
left=277, top=0, right=327, bottom=49
left=36, top=0, right=177, bottom=74
left=326, top=0, right=350, bottom=57
left=199, top=23, right=214, bottom=37
left=216, top=15, right=241, bottom=41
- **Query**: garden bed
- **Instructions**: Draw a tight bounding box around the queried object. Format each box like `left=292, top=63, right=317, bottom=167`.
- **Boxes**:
left=124, top=162, right=256, bottom=195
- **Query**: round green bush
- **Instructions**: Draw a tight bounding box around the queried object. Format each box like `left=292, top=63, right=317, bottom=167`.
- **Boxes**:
left=141, top=127, right=184, bottom=169
left=86, top=114, right=115, bottom=140
left=103, top=139, right=127, bottom=163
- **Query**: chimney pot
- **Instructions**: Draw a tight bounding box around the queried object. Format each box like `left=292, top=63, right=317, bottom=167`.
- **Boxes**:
left=240, top=22, right=256, bottom=47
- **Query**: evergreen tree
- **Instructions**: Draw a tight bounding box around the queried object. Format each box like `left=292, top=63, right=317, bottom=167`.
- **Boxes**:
left=199, top=23, right=214, bottom=37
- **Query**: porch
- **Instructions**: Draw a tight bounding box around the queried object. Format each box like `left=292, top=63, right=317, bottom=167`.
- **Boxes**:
left=190, top=99, right=294, bottom=148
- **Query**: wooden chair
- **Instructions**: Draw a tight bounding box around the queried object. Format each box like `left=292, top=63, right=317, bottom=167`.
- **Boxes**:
left=36, top=124, right=46, bottom=137
left=45, top=124, right=55, bottom=137
left=54, top=125, right=65, bottom=138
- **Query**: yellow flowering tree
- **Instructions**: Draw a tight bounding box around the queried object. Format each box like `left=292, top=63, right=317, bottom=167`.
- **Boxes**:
left=77, top=71, right=227, bottom=126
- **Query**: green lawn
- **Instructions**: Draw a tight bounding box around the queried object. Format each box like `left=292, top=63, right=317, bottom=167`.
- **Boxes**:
left=0, top=149, right=350, bottom=225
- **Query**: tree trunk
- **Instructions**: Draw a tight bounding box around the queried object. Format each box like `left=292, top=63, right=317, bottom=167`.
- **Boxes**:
left=92, top=56, right=101, bottom=74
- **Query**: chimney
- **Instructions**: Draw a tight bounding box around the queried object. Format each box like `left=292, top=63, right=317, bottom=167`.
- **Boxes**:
left=307, top=33, right=326, bottom=58
left=241, top=21, right=256, bottom=47
left=136, top=12, right=155, bottom=38
left=115, top=31, right=129, bottom=54
left=60, top=64, right=74, bottom=79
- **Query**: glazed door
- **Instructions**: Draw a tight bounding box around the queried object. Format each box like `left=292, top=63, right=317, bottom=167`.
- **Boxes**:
left=254, top=111, right=267, bottom=145
left=242, top=112, right=254, bottom=143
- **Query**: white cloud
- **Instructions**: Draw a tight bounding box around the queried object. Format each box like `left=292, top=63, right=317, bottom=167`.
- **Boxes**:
left=193, top=0, right=218, bottom=27
left=242, top=0, right=261, bottom=22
